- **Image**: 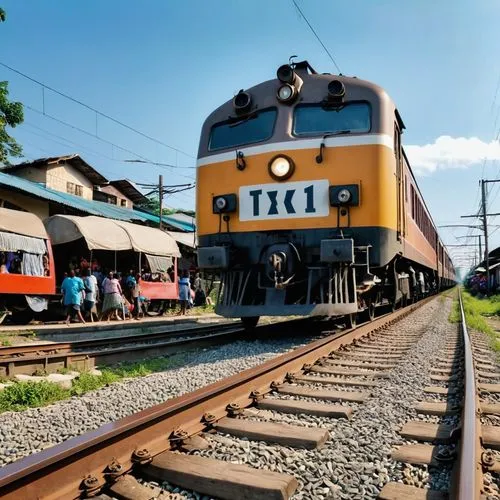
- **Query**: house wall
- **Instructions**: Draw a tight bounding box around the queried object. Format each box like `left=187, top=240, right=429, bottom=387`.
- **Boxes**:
left=46, top=163, right=94, bottom=200
left=0, top=187, right=49, bottom=220
left=100, top=185, right=133, bottom=208
left=9, top=166, right=47, bottom=185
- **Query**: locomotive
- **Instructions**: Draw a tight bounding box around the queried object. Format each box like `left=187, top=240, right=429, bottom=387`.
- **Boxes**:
left=196, top=60, right=455, bottom=328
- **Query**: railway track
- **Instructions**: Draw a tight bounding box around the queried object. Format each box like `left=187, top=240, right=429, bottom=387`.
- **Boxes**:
left=0, top=296, right=440, bottom=500
left=0, top=320, right=312, bottom=378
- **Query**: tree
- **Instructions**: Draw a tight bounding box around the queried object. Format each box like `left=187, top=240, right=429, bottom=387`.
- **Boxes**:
left=0, top=8, right=24, bottom=165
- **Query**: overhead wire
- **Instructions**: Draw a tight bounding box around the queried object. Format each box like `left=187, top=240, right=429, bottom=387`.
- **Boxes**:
left=291, top=0, right=341, bottom=74
left=0, top=60, right=195, bottom=159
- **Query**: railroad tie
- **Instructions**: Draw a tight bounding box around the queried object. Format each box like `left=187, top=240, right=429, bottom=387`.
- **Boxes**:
left=143, top=451, right=298, bottom=500
left=379, top=482, right=449, bottom=499
left=256, top=397, right=353, bottom=419
left=399, top=421, right=456, bottom=444
left=391, top=443, right=441, bottom=467
left=413, top=401, right=459, bottom=416
left=423, top=386, right=457, bottom=395
left=293, top=373, right=378, bottom=387
left=479, top=383, right=500, bottom=393
left=323, top=358, right=396, bottom=370
left=480, top=402, right=500, bottom=415
left=482, top=425, right=500, bottom=450
left=309, top=365, right=390, bottom=378
left=215, top=417, right=329, bottom=449
left=275, top=383, right=370, bottom=403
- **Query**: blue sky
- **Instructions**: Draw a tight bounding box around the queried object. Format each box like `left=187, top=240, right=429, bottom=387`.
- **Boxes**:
left=1, top=0, right=500, bottom=272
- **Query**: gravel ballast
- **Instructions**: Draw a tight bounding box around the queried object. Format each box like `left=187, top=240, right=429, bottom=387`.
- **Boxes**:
left=148, top=298, right=456, bottom=499
left=0, top=335, right=317, bottom=466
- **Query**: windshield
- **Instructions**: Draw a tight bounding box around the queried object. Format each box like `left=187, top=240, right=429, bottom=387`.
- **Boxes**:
left=293, top=102, right=371, bottom=136
left=209, top=108, right=277, bottom=151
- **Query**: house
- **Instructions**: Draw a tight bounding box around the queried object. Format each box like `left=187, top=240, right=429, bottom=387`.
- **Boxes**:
left=0, top=154, right=146, bottom=210
left=1, top=154, right=107, bottom=201
left=95, top=179, right=148, bottom=208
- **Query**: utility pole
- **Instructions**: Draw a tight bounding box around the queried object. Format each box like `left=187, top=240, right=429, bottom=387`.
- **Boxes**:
left=159, top=174, right=163, bottom=231
left=456, top=235, right=482, bottom=266
left=462, top=179, right=500, bottom=293
left=136, top=179, right=195, bottom=231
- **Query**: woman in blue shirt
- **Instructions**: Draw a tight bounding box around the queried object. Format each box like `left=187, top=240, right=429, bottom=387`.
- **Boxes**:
left=61, top=270, right=86, bottom=325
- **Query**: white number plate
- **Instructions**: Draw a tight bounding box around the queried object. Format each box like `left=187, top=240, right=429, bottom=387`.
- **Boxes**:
left=239, top=180, right=330, bottom=221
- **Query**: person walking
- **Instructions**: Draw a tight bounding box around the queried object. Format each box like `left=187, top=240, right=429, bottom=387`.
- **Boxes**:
left=82, top=268, right=99, bottom=322
left=61, top=270, right=86, bottom=325
left=132, top=273, right=142, bottom=320
left=177, top=270, right=190, bottom=315
left=101, top=272, right=123, bottom=321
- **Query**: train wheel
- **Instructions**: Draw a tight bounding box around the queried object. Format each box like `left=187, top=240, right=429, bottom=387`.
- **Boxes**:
left=345, top=313, right=357, bottom=329
left=241, top=316, right=259, bottom=331
left=364, top=302, right=375, bottom=322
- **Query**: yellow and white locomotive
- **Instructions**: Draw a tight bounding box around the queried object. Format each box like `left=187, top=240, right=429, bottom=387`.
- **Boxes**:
left=196, top=60, right=455, bottom=327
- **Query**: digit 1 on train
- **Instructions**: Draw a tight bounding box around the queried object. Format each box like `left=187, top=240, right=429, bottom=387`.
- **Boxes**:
left=195, top=60, right=456, bottom=329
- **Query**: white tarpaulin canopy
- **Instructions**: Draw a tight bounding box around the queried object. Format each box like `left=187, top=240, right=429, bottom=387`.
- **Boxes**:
left=170, top=231, right=197, bottom=249
left=0, top=206, right=48, bottom=239
left=113, top=220, right=180, bottom=257
left=45, top=215, right=131, bottom=251
left=44, top=215, right=181, bottom=257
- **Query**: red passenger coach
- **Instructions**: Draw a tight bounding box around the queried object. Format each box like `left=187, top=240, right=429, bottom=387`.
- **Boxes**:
left=0, top=207, right=56, bottom=322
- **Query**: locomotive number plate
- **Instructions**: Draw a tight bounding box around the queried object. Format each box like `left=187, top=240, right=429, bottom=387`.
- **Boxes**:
left=239, top=180, right=330, bottom=221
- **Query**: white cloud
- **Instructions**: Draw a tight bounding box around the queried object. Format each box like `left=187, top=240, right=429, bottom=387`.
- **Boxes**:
left=405, top=135, right=500, bottom=175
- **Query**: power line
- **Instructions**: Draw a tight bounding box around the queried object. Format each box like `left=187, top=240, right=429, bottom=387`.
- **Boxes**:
left=24, top=105, right=195, bottom=182
left=0, top=60, right=195, bottom=159
left=291, top=0, right=341, bottom=74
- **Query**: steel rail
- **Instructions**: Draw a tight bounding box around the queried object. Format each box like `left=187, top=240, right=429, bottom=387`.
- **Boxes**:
left=0, top=296, right=434, bottom=500
left=0, top=319, right=313, bottom=377
left=457, top=288, right=482, bottom=500
left=0, top=321, right=244, bottom=358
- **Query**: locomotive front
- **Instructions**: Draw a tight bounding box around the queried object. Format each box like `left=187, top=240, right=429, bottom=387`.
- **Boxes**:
left=196, top=61, right=401, bottom=326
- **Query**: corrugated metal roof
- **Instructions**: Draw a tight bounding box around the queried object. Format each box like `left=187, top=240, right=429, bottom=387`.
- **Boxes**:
left=0, top=171, right=196, bottom=231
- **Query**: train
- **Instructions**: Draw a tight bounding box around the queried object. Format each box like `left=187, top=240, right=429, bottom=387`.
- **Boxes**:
left=196, top=60, right=456, bottom=328
left=0, top=208, right=180, bottom=323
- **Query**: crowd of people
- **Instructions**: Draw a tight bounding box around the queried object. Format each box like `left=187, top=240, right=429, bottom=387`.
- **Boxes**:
left=60, top=267, right=211, bottom=325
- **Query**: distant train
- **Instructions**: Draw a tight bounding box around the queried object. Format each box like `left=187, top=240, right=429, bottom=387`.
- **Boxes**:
left=196, top=60, right=455, bottom=328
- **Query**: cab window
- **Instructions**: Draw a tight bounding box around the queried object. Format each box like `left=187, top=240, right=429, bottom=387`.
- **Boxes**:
left=209, top=108, right=277, bottom=151
left=293, top=102, right=371, bottom=136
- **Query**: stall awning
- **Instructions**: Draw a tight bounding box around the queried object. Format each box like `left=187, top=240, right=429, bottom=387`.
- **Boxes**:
left=44, top=215, right=181, bottom=257
left=113, top=220, right=181, bottom=257
left=44, top=215, right=131, bottom=251
left=0, top=206, right=48, bottom=239
left=170, top=231, right=197, bottom=249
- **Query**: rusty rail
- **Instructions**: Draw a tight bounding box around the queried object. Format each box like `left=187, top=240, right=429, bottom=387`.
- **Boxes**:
left=0, top=297, right=433, bottom=500
left=457, top=289, right=482, bottom=500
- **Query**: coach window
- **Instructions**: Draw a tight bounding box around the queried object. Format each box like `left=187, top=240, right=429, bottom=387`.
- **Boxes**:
left=293, top=102, right=371, bottom=136
left=209, top=108, right=277, bottom=151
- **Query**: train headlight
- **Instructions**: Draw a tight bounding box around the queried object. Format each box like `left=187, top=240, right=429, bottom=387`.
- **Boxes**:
left=268, top=155, right=295, bottom=181
left=277, top=84, right=295, bottom=102
left=277, top=64, right=296, bottom=84
left=233, top=90, right=252, bottom=114
left=214, top=197, right=227, bottom=211
left=329, top=185, right=360, bottom=207
left=337, top=189, right=351, bottom=203
left=213, top=194, right=237, bottom=214
left=327, top=79, right=345, bottom=100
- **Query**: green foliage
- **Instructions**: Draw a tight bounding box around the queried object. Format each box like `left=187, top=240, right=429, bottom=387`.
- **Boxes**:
left=453, top=290, right=500, bottom=352
left=0, top=381, right=69, bottom=412
left=0, top=355, right=185, bottom=412
left=0, top=10, right=24, bottom=164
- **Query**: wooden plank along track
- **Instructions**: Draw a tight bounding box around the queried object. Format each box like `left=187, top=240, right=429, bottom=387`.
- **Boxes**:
left=0, top=298, right=432, bottom=500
